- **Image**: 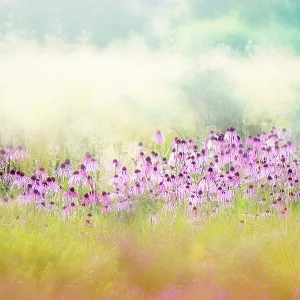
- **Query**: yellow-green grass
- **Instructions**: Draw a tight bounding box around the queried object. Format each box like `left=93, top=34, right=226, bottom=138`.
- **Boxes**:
left=0, top=131, right=299, bottom=299
left=0, top=198, right=300, bottom=299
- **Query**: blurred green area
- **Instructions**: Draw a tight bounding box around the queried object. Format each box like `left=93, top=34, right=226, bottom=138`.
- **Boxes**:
left=0, top=1, right=298, bottom=140
left=0, top=1, right=299, bottom=51
left=0, top=196, right=300, bottom=299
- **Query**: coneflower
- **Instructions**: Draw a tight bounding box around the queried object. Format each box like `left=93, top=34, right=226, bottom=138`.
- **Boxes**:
left=155, top=130, right=165, bottom=145
left=12, top=145, right=28, bottom=161
left=64, top=187, right=78, bottom=203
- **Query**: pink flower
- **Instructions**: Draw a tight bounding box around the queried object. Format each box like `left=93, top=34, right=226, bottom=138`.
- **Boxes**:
left=12, top=145, right=28, bottom=161
left=64, top=187, right=78, bottom=203
left=84, top=212, right=94, bottom=219
left=86, top=157, right=100, bottom=172
left=155, top=130, right=165, bottom=145
left=120, top=167, right=130, bottom=184
left=100, top=191, right=110, bottom=205
left=102, top=204, right=113, bottom=213
left=279, top=208, right=290, bottom=219
left=35, top=168, right=48, bottom=181
left=68, top=170, right=86, bottom=187
left=107, top=159, right=123, bottom=173
left=86, top=175, right=94, bottom=188
left=89, top=190, right=101, bottom=203
left=4, top=169, right=16, bottom=185
left=62, top=203, right=79, bottom=219
left=81, top=193, right=91, bottom=205
left=239, top=220, right=245, bottom=227
left=108, top=174, right=121, bottom=187
left=46, top=177, right=61, bottom=193
left=49, top=201, right=58, bottom=211
left=56, top=162, right=72, bottom=177
left=61, top=206, right=70, bottom=220
left=131, top=169, right=143, bottom=182
left=83, top=152, right=92, bottom=165
left=17, top=193, right=33, bottom=205
left=10, top=171, right=30, bottom=190
left=115, top=199, right=128, bottom=211
left=0, top=149, right=9, bottom=167
left=136, top=142, right=144, bottom=152
left=37, top=201, right=49, bottom=211
left=149, top=166, right=162, bottom=184
left=83, top=219, right=93, bottom=227
left=79, top=164, right=88, bottom=178
left=224, top=127, right=237, bottom=145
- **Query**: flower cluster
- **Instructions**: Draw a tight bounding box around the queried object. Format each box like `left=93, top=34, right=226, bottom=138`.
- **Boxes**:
left=0, top=127, right=298, bottom=223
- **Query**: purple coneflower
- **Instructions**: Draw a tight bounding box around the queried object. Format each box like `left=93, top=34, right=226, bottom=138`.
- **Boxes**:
left=155, top=130, right=165, bottom=145
left=12, top=145, right=28, bottom=161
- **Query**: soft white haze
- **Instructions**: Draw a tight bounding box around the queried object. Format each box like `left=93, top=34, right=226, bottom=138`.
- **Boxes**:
left=0, top=0, right=299, bottom=142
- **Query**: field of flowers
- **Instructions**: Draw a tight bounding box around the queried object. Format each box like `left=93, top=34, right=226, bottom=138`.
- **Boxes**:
left=1, top=126, right=300, bottom=299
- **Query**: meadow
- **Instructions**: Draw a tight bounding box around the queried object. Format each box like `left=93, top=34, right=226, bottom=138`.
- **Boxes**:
left=1, top=1, right=300, bottom=299
left=0, top=126, right=300, bottom=300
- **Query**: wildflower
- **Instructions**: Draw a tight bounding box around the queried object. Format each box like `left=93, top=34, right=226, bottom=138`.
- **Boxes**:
left=132, top=183, right=144, bottom=197
left=89, top=190, right=101, bottom=203
left=280, top=208, right=290, bottom=219
left=83, top=152, right=92, bottom=165
left=246, top=184, right=257, bottom=199
left=64, top=187, right=78, bottom=203
left=131, top=169, right=143, bottom=182
left=108, top=174, right=121, bottom=187
left=68, top=170, right=86, bottom=187
left=192, top=206, right=198, bottom=218
left=12, top=145, right=28, bottom=161
left=148, top=213, right=159, bottom=224
left=47, top=177, right=61, bottom=193
left=4, top=169, right=16, bottom=185
left=68, top=202, right=79, bottom=211
left=137, top=142, right=144, bottom=152
left=119, top=167, right=130, bottom=184
left=224, top=127, right=237, bottom=145
left=152, top=152, right=161, bottom=165
left=102, top=204, right=113, bottom=213
left=115, top=199, right=128, bottom=212
left=0, top=149, right=9, bottom=167
left=10, top=171, right=29, bottom=190
left=56, top=162, right=72, bottom=177
left=79, top=164, right=88, bottom=178
left=163, top=201, right=177, bottom=212
left=49, top=201, right=57, bottom=211
left=81, top=193, right=93, bottom=205
left=84, top=212, right=93, bottom=219
left=86, top=157, right=100, bottom=172
left=107, top=159, right=123, bottom=173
left=86, top=175, right=94, bottom=188
left=37, top=201, right=48, bottom=211
left=56, top=163, right=66, bottom=177
left=35, top=168, right=48, bottom=181
left=155, top=130, right=165, bottom=145
left=84, top=219, right=93, bottom=227
left=100, top=191, right=110, bottom=205
left=61, top=206, right=70, bottom=220
left=260, top=210, right=272, bottom=218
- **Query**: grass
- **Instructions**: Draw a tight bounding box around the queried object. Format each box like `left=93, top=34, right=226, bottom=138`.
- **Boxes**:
left=0, top=130, right=299, bottom=299
left=0, top=197, right=300, bottom=299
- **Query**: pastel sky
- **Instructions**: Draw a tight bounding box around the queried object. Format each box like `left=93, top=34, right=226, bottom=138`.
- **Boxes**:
left=0, top=0, right=299, bottom=141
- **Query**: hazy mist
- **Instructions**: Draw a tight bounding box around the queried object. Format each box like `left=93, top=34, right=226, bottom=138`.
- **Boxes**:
left=0, top=0, right=300, bottom=143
